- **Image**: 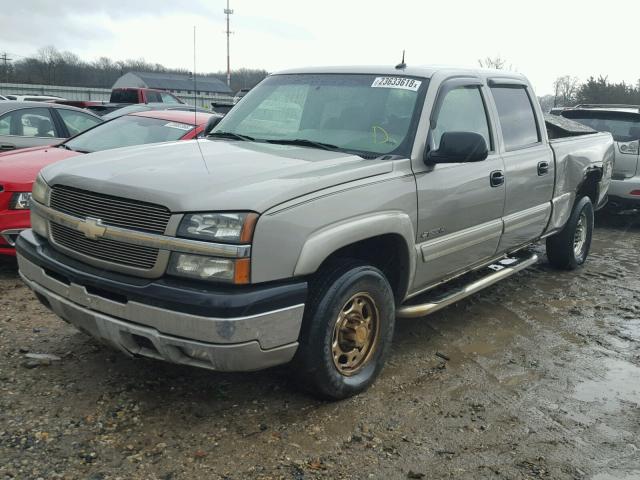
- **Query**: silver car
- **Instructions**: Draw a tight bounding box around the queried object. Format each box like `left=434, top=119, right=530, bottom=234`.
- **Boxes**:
left=0, top=101, right=102, bottom=152
left=561, top=104, right=640, bottom=210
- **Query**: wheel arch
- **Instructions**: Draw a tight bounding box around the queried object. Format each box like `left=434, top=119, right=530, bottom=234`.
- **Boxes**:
left=293, top=212, right=416, bottom=304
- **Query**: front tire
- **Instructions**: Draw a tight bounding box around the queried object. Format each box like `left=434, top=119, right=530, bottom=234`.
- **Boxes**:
left=294, top=261, right=395, bottom=400
left=546, top=196, right=594, bottom=270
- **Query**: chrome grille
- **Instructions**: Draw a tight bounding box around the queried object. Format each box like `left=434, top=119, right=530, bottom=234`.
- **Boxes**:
left=50, top=185, right=171, bottom=234
left=51, top=223, right=159, bottom=270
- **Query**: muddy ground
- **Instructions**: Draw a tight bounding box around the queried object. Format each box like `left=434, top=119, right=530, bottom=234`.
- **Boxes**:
left=1, top=212, right=639, bottom=480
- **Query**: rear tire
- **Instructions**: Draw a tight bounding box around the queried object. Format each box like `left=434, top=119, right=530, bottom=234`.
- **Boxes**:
left=293, top=261, right=395, bottom=400
left=546, top=196, right=594, bottom=270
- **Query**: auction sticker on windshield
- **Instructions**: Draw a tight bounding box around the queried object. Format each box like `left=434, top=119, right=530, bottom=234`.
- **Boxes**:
left=164, top=122, right=193, bottom=131
left=371, top=77, right=422, bottom=91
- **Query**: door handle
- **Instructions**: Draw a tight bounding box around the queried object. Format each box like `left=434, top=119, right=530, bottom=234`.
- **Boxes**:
left=490, top=170, right=505, bottom=187
left=0, top=144, right=15, bottom=151
left=537, top=161, right=550, bottom=176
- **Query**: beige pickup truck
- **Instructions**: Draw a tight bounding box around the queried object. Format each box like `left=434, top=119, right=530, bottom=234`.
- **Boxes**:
left=16, top=65, right=614, bottom=399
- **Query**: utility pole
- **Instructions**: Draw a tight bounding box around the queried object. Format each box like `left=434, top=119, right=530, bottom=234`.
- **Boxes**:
left=1, top=52, right=12, bottom=83
left=224, top=0, right=233, bottom=88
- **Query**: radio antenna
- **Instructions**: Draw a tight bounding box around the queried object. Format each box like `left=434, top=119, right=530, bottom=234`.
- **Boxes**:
left=395, top=50, right=406, bottom=70
left=193, top=25, right=197, bottom=127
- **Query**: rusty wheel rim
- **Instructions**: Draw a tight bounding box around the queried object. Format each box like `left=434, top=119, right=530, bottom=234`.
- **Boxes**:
left=331, top=292, right=380, bottom=376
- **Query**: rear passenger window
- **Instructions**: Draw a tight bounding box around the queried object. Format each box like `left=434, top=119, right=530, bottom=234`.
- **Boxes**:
left=491, top=86, right=540, bottom=150
left=433, top=87, right=491, bottom=151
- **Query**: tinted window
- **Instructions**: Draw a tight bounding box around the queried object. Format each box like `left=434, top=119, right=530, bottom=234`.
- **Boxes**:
left=561, top=110, right=640, bottom=142
left=433, top=86, right=491, bottom=150
left=491, top=86, right=540, bottom=150
left=0, top=107, right=57, bottom=138
left=110, top=89, right=139, bottom=103
left=57, top=109, right=102, bottom=136
left=146, top=91, right=162, bottom=103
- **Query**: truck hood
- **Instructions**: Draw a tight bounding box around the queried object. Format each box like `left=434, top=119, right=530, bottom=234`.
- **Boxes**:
left=0, top=146, right=80, bottom=191
left=41, top=139, right=394, bottom=213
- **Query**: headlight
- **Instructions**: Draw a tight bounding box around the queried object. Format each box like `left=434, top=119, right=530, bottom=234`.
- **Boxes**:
left=9, top=192, right=32, bottom=210
left=177, top=212, right=258, bottom=243
left=168, top=253, right=250, bottom=284
left=32, top=174, right=49, bottom=205
left=618, top=141, right=639, bottom=155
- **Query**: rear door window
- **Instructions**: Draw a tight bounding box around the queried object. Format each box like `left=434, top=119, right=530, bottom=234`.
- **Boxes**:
left=0, top=107, right=59, bottom=138
left=491, top=86, right=540, bottom=150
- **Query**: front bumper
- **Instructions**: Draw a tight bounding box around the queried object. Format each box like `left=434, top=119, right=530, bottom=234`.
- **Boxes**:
left=16, top=230, right=307, bottom=372
left=608, top=177, right=640, bottom=209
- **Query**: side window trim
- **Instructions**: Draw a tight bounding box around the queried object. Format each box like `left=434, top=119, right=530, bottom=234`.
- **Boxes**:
left=429, top=78, right=494, bottom=153
left=49, top=108, right=68, bottom=138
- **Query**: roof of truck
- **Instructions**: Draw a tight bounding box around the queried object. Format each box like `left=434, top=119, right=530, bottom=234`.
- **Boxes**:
left=273, top=65, right=528, bottom=81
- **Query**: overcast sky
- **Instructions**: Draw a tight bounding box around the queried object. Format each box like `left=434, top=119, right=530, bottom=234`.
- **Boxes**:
left=1, top=0, right=638, bottom=95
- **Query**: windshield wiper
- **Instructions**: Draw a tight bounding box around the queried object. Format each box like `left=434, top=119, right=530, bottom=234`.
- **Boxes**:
left=208, top=131, right=255, bottom=142
left=265, top=138, right=341, bottom=151
left=57, top=143, right=73, bottom=151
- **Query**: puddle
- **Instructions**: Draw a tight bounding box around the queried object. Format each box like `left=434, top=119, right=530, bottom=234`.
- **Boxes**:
left=573, top=358, right=640, bottom=412
left=592, top=473, right=640, bottom=480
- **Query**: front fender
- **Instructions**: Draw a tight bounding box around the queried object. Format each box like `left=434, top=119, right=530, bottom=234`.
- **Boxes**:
left=293, top=211, right=416, bottom=281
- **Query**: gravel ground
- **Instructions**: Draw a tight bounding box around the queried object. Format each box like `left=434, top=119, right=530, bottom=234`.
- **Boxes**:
left=1, top=212, right=639, bottom=480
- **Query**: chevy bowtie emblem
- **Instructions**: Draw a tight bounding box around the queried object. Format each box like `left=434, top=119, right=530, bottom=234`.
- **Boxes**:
left=77, top=217, right=106, bottom=240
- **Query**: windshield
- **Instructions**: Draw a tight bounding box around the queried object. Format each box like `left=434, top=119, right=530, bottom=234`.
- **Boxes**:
left=64, top=115, right=194, bottom=153
left=562, top=110, right=640, bottom=142
left=211, top=73, right=428, bottom=156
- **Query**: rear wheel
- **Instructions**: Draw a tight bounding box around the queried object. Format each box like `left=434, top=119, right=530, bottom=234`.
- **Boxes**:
left=546, top=196, right=594, bottom=270
left=293, top=261, right=395, bottom=400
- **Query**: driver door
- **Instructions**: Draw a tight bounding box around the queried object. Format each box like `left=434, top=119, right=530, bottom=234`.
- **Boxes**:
left=412, top=79, right=505, bottom=291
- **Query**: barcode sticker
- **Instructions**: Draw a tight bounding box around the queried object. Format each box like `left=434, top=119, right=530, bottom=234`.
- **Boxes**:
left=371, top=77, right=422, bottom=91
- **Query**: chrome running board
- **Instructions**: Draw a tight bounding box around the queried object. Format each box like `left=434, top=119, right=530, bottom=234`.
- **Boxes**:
left=397, top=253, right=538, bottom=319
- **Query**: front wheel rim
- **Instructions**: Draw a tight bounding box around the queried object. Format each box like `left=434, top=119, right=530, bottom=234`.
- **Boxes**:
left=573, top=211, right=588, bottom=257
left=331, top=292, right=380, bottom=377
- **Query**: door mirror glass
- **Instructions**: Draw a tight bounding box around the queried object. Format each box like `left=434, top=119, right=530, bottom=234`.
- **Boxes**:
left=425, top=131, right=488, bottom=164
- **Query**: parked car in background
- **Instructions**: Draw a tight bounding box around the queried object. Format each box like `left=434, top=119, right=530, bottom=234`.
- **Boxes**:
left=15, top=65, right=614, bottom=399
left=560, top=104, right=640, bottom=210
left=0, top=101, right=102, bottom=151
left=233, top=88, right=251, bottom=103
left=109, top=87, right=184, bottom=105
left=0, top=109, right=215, bottom=255
left=4, top=95, right=66, bottom=102
left=101, top=102, right=213, bottom=121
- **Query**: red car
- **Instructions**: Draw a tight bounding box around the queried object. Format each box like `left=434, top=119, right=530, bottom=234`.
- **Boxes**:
left=0, top=110, right=215, bottom=255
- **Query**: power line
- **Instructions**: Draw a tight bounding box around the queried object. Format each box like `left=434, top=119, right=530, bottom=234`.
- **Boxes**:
left=224, top=0, right=233, bottom=88
left=1, top=53, right=12, bottom=83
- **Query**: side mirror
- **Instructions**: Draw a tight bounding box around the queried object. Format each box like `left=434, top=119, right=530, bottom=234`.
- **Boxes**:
left=203, top=115, right=223, bottom=136
left=425, top=131, right=489, bottom=165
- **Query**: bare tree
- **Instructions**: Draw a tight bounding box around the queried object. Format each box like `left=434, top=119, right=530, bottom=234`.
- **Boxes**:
left=478, top=55, right=507, bottom=70
left=553, top=75, right=580, bottom=107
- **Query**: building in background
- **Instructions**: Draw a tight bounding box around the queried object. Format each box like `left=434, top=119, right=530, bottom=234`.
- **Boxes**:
left=112, top=71, right=232, bottom=107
